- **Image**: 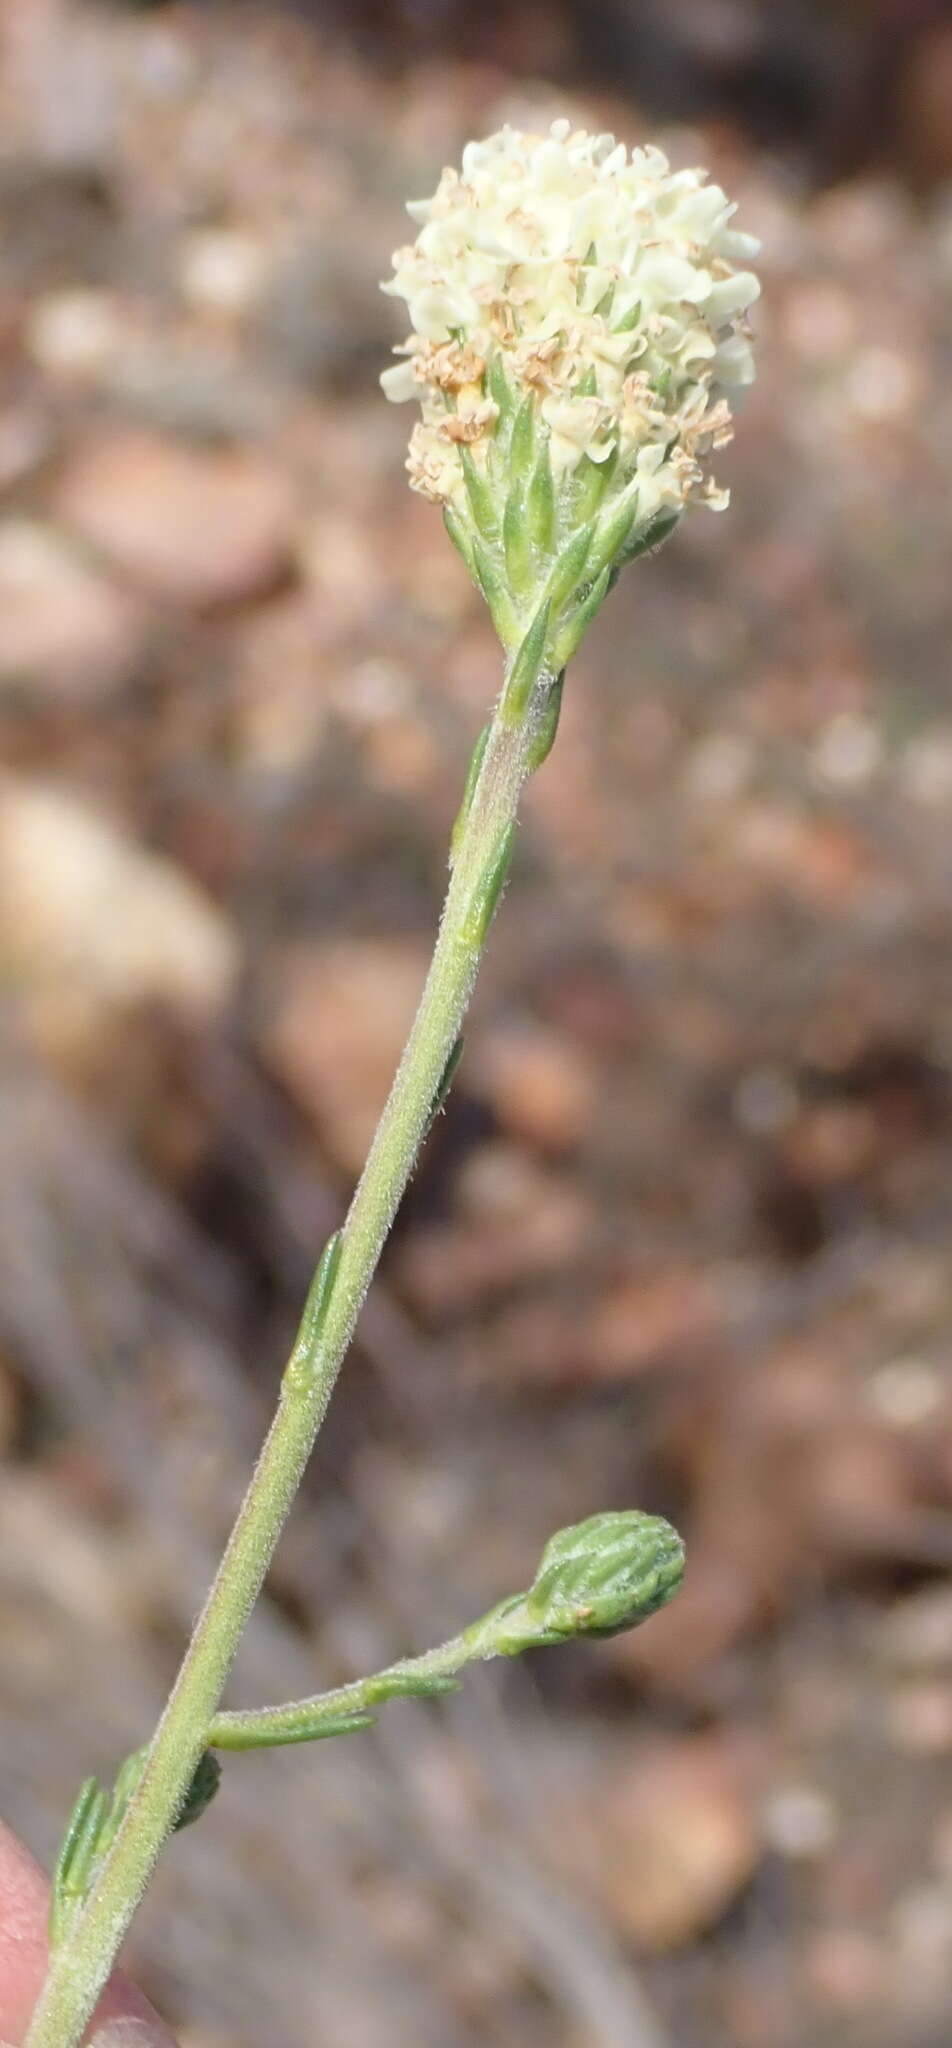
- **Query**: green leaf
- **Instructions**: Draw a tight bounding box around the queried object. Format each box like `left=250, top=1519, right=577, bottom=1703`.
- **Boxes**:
left=426, top=1035, right=464, bottom=1128
left=284, top=1231, right=343, bottom=1393
left=472, top=538, right=519, bottom=645
left=501, top=597, right=552, bottom=720
left=509, top=392, right=536, bottom=481
left=525, top=669, right=565, bottom=773
left=544, top=520, right=596, bottom=615
left=49, top=1748, right=222, bottom=1949
left=366, top=1669, right=460, bottom=1703
left=554, top=566, right=612, bottom=664
left=525, top=439, right=555, bottom=554
left=462, top=823, right=516, bottom=947
left=488, top=351, right=515, bottom=426
left=570, top=448, right=617, bottom=528
left=588, top=482, right=641, bottom=578
left=49, top=1780, right=107, bottom=1946
left=443, top=504, right=476, bottom=574
left=93, top=1750, right=146, bottom=1864
left=460, top=446, right=497, bottom=538
left=175, top=1751, right=221, bottom=1832
left=450, top=722, right=491, bottom=861
left=215, top=1709, right=376, bottom=1752
left=620, top=507, right=680, bottom=565
left=503, top=480, right=533, bottom=599
left=556, top=569, right=610, bottom=663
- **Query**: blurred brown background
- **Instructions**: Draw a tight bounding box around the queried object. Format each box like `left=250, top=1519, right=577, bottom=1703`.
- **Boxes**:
left=2, top=2, right=952, bottom=2043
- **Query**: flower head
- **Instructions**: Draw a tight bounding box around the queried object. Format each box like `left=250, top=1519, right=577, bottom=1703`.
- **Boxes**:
left=381, top=119, right=759, bottom=551
left=524, top=1509, right=685, bottom=1640
left=467, top=1509, right=686, bottom=1660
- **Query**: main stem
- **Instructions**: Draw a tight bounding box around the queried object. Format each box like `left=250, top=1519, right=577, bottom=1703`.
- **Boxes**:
left=26, top=675, right=549, bottom=2048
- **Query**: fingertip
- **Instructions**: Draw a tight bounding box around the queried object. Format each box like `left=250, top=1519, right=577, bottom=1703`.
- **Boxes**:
left=0, top=1823, right=50, bottom=2043
left=0, top=1820, right=176, bottom=2046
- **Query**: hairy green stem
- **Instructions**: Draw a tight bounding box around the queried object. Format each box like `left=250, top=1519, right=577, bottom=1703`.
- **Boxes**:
left=209, top=1634, right=474, bottom=1750
left=26, top=656, right=554, bottom=2048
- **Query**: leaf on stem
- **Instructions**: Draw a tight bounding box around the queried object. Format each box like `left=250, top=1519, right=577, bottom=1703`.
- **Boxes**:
left=283, top=1230, right=343, bottom=1394
left=462, top=822, right=516, bottom=947
left=508, top=391, right=536, bottom=482
left=443, top=505, right=476, bottom=573
left=214, top=1710, right=375, bottom=1752
left=526, top=440, right=556, bottom=554
left=554, top=567, right=612, bottom=665
left=525, top=669, right=565, bottom=773
left=426, top=1034, right=464, bottom=1130
left=544, top=520, right=595, bottom=617
left=501, top=597, right=552, bottom=720
left=49, top=1750, right=222, bottom=1947
left=460, top=446, right=497, bottom=539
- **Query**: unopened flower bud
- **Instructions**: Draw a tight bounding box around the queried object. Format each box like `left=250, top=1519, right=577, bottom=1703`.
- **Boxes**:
left=525, top=1510, right=685, bottom=1640
left=468, top=1509, right=685, bottom=1661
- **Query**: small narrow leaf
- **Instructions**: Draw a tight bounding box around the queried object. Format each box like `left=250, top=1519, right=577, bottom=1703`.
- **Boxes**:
left=284, top=1231, right=343, bottom=1393
left=620, top=507, right=680, bottom=564
left=488, top=352, right=515, bottom=425
left=462, top=822, right=516, bottom=947
left=509, top=392, right=536, bottom=480
left=588, top=482, right=641, bottom=578
left=213, top=1710, right=376, bottom=1752
left=554, top=566, right=611, bottom=665
left=525, top=669, right=565, bottom=773
left=526, top=440, right=555, bottom=553
left=50, top=1745, right=221, bottom=1947
left=443, top=504, right=476, bottom=574
left=503, top=480, right=533, bottom=598
left=501, top=597, right=552, bottom=720
left=544, top=521, right=596, bottom=615
left=460, top=446, right=497, bottom=538
left=472, top=538, right=519, bottom=645
left=570, top=447, right=616, bottom=527
left=427, top=1035, right=464, bottom=1128
left=367, top=1670, right=461, bottom=1703
left=450, top=722, right=491, bottom=862
left=52, top=1780, right=101, bottom=1897
left=49, top=1780, right=107, bottom=1945
left=174, top=1751, right=221, bottom=1832
left=92, top=1748, right=151, bottom=1867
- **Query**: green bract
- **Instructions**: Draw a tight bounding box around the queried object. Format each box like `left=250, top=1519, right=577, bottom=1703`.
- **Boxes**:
left=442, top=365, right=684, bottom=662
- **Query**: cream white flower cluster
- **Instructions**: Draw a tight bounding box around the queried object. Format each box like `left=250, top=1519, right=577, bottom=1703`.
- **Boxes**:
left=381, top=118, right=759, bottom=525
